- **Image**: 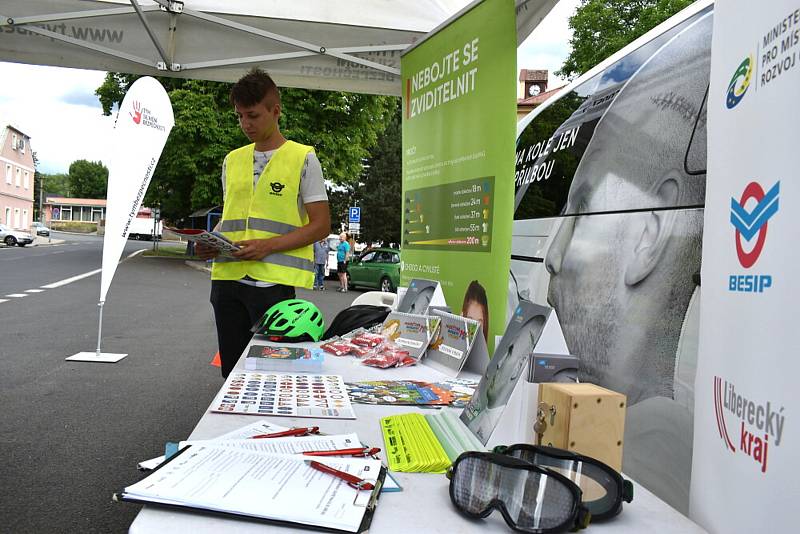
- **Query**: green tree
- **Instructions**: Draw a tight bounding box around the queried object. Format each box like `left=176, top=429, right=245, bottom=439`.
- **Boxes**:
left=95, top=74, right=395, bottom=222
left=354, top=99, right=401, bottom=246
left=68, top=159, right=108, bottom=198
left=558, top=0, right=696, bottom=79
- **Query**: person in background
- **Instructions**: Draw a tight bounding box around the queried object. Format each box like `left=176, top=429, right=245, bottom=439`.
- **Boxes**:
left=313, top=238, right=329, bottom=290
left=195, top=67, right=330, bottom=378
left=336, top=232, right=351, bottom=292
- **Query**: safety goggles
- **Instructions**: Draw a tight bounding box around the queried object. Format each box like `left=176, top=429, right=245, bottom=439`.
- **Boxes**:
left=447, top=451, right=591, bottom=533
left=496, top=444, right=633, bottom=521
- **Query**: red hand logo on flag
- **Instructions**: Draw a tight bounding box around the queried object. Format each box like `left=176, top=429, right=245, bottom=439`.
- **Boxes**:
left=130, top=101, right=142, bottom=124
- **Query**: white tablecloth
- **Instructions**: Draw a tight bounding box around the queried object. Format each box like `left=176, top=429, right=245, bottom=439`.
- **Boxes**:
left=129, top=339, right=705, bottom=533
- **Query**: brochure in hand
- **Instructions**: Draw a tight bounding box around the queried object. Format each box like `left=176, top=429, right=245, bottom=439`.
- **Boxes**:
left=168, top=227, right=240, bottom=257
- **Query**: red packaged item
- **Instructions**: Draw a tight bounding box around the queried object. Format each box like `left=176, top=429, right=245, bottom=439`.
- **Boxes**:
left=350, top=333, right=385, bottom=348
left=320, top=340, right=354, bottom=357
left=349, top=344, right=375, bottom=357
left=396, top=354, right=418, bottom=367
left=362, top=351, right=401, bottom=368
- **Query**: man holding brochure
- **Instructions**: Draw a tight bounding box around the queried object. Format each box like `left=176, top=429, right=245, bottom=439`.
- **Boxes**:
left=196, top=68, right=330, bottom=378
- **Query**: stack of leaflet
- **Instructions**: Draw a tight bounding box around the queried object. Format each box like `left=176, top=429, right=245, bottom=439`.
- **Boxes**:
left=380, top=411, right=485, bottom=473
left=244, top=345, right=324, bottom=371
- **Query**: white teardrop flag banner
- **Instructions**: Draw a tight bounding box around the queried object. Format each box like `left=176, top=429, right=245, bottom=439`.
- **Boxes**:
left=99, top=77, right=174, bottom=304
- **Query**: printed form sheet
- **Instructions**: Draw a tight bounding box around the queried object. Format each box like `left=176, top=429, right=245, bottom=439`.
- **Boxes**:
left=124, top=446, right=381, bottom=532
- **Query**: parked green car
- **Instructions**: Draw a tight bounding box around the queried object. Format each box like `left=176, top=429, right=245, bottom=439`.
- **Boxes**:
left=347, top=247, right=401, bottom=293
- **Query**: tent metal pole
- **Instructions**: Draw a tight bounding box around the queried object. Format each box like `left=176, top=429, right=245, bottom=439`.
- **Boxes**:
left=129, top=0, right=172, bottom=70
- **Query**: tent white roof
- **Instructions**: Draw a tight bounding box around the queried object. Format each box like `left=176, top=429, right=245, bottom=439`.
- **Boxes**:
left=0, top=0, right=557, bottom=95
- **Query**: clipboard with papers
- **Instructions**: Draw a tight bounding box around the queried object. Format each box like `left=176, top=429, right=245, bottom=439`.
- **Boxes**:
left=116, top=444, right=386, bottom=533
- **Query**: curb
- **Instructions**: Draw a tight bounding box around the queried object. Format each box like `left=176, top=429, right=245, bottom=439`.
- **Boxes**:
left=185, top=260, right=212, bottom=274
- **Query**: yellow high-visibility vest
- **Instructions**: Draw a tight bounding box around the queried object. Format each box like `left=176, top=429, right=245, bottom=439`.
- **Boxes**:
left=211, top=140, right=314, bottom=288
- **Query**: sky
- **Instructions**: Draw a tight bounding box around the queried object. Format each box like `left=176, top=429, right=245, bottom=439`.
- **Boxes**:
left=0, top=0, right=579, bottom=176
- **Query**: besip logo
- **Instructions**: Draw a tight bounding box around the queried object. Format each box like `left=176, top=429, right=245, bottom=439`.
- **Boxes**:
left=728, top=181, right=779, bottom=293
left=725, top=55, right=753, bottom=109
left=130, top=101, right=142, bottom=124
left=713, top=376, right=786, bottom=473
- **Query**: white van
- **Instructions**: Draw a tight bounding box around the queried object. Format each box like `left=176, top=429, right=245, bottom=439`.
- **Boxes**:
left=512, top=0, right=712, bottom=513
left=324, top=234, right=341, bottom=276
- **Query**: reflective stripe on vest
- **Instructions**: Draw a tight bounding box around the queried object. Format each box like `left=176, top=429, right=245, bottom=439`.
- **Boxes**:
left=211, top=140, right=314, bottom=288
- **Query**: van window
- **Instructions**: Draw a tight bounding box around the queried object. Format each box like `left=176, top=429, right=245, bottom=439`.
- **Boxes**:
left=514, top=5, right=711, bottom=221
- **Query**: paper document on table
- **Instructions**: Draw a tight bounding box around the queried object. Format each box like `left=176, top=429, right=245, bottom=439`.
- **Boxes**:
left=137, top=420, right=290, bottom=471
left=179, top=433, right=362, bottom=455
left=118, top=446, right=384, bottom=532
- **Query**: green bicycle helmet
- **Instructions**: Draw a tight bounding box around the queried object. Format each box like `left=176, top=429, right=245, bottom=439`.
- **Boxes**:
left=251, top=299, right=325, bottom=342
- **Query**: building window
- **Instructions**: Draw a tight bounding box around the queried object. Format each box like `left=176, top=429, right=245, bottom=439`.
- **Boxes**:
left=24, top=171, right=29, bottom=189
left=22, top=209, right=28, bottom=228
left=12, top=133, right=18, bottom=150
left=14, top=207, right=20, bottom=228
left=4, top=164, right=10, bottom=184
left=19, top=137, right=25, bottom=154
left=15, top=167, right=21, bottom=187
left=92, top=207, right=104, bottom=222
left=4, top=207, right=10, bottom=225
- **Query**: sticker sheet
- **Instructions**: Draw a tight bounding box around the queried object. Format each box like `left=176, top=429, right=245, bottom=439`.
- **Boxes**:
left=211, top=372, right=356, bottom=419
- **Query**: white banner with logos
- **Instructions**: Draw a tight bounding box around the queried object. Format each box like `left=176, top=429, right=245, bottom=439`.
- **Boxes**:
left=99, top=77, right=174, bottom=303
left=691, top=1, right=798, bottom=531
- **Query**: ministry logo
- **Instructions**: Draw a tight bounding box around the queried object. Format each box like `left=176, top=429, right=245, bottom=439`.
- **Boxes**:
left=725, top=55, right=753, bottom=109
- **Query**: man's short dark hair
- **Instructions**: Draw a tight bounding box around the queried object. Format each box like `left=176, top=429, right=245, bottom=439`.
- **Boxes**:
left=230, top=67, right=280, bottom=107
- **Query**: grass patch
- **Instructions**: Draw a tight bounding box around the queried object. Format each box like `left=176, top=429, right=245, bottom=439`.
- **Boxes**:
left=142, top=244, right=198, bottom=259
left=51, top=221, right=97, bottom=233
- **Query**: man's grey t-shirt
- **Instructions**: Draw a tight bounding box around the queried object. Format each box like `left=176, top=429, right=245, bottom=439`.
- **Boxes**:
left=220, top=147, right=328, bottom=287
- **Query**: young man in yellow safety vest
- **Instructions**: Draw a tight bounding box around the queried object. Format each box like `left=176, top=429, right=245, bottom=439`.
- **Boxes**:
left=196, top=68, right=331, bottom=378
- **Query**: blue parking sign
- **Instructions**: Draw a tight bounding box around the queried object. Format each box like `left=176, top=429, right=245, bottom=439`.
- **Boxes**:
left=349, top=207, right=361, bottom=223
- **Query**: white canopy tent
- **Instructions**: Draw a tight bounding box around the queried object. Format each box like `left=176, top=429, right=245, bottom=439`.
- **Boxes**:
left=0, top=0, right=558, bottom=95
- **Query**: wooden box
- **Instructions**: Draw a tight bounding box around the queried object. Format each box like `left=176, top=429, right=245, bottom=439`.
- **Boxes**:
left=537, top=383, right=626, bottom=471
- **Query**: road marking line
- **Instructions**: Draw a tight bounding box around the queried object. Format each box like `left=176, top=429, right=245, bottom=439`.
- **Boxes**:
left=5, top=293, right=27, bottom=298
left=41, top=269, right=102, bottom=289
left=39, top=249, right=145, bottom=290
left=0, top=299, right=8, bottom=303
left=25, top=289, right=45, bottom=293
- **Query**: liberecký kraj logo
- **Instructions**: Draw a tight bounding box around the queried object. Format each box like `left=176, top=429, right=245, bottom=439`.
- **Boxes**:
left=129, top=100, right=166, bottom=131
left=728, top=180, right=779, bottom=293
left=713, top=376, right=786, bottom=473
left=725, top=55, right=753, bottom=109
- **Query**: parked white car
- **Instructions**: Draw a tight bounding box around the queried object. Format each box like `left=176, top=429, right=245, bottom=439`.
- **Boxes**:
left=0, top=223, right=34, bottom=247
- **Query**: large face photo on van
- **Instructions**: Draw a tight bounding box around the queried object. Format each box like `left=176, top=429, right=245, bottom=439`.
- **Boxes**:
left=511, top=5, right=712, bottom=513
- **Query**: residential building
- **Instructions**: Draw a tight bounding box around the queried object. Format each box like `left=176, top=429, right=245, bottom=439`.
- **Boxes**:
left=0, top=124, right=35, bottom=230
left=43, top=196, right=107, bottom=225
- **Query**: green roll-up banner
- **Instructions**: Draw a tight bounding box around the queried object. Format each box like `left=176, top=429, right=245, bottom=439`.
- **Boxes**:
left=401, top=0, right=516, bottom=353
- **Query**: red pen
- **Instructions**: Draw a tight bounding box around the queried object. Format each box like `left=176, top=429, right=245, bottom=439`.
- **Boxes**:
left=251, top=426, right=320, bottom=439
left=305, top=460, right=375, bottom=490
left=303, top=447, right=381, bottom=458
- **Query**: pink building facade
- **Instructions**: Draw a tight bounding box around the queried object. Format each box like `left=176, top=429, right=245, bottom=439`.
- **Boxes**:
left=0, top=125, right=35, bottom=230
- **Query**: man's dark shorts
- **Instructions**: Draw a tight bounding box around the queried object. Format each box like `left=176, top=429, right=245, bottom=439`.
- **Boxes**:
left=337, top=261, right=348, bottom=273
